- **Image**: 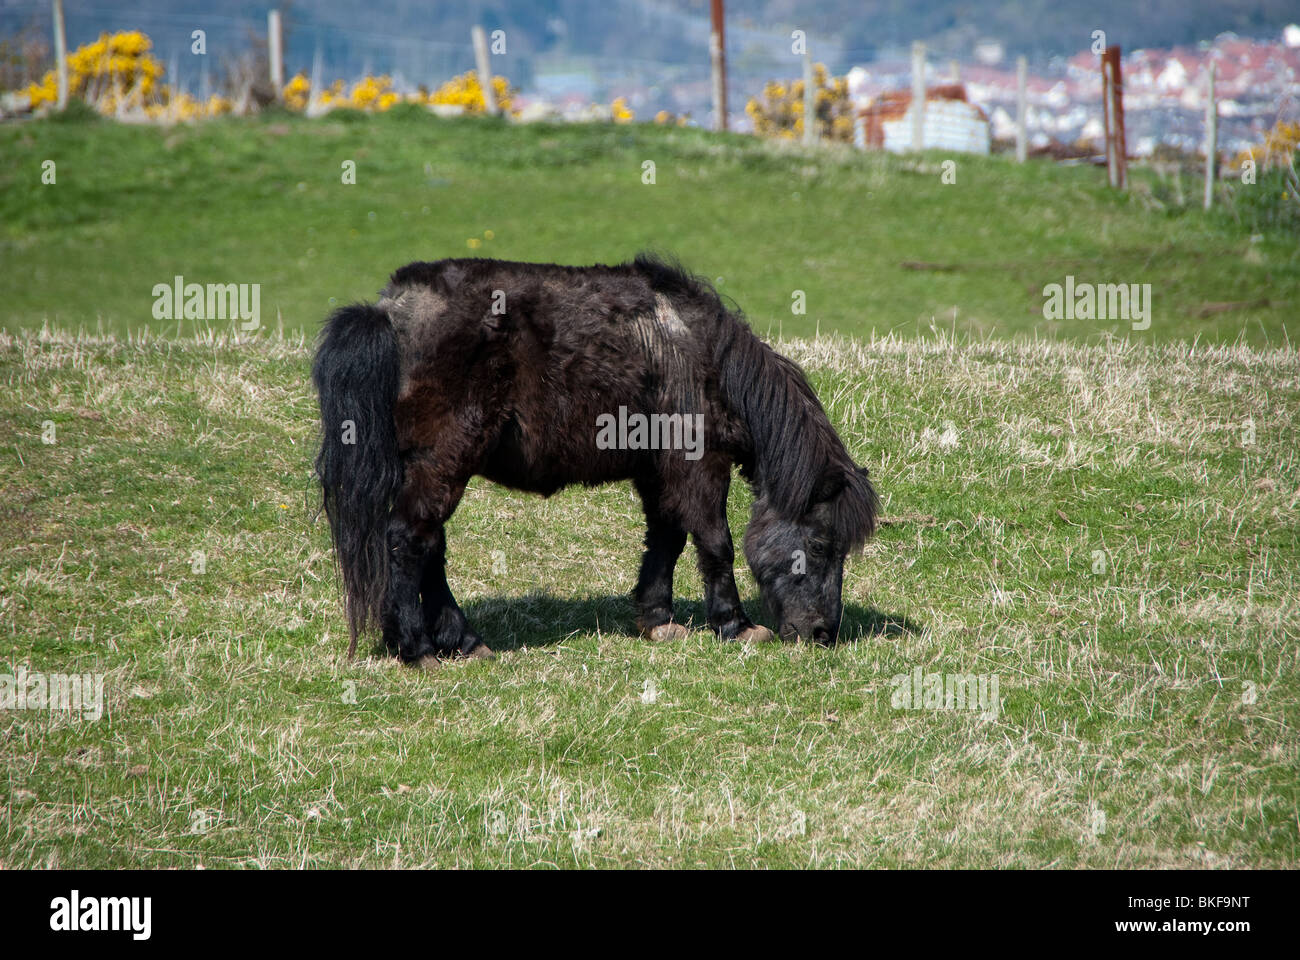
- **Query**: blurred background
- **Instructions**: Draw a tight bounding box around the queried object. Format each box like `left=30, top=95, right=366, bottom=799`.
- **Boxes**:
left=4, top=1, right=1299, bottom=151
left=1, top=1, right=1297, bottom=343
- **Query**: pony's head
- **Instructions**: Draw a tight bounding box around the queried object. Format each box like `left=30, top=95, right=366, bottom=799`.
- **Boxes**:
left=743, top=464, right=877, bottom=643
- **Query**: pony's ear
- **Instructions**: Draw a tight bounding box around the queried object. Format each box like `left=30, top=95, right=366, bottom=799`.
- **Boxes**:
left=812, top=465, right=871, bottom=507
left=810, top=469, right=849, bottom=506
left=844, top=463, right=879, bottom=546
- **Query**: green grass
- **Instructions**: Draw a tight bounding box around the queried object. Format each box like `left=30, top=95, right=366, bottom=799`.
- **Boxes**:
left=2, top=327, right=1297, bottom=868
left=2, top=111, right=1297, bottom=867
left=0, top=107, right=1296, bottom=345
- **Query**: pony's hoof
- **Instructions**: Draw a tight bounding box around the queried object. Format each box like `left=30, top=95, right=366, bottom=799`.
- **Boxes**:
left=414, top=654, right=443, bottom=671
left=736, top=625, right=776, bottom=644
left=642, top=622, right=688, bottom=643
left=462, top=643, right=496, bottom=661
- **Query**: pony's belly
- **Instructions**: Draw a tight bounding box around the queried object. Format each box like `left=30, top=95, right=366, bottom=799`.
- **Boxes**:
left=480, top=415, right=642, bottom=495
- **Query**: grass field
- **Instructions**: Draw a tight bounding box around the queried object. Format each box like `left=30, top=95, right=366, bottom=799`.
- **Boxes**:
left=3, top=323, right=1297, bottom=868
left=1, top=107, right=1297, bottom=345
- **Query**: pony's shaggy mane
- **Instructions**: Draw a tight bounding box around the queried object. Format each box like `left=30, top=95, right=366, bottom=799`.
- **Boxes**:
left=632, top=253, right=878, bottom=551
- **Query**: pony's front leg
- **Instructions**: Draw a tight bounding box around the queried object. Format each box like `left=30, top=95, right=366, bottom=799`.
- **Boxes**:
left=691, top=479, right=775, bottom=644
left=692, top=525, right=772, bottom=642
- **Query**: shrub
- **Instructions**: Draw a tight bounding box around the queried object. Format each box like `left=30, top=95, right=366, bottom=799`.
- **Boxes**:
left=745, top=64, right=854, bottom=142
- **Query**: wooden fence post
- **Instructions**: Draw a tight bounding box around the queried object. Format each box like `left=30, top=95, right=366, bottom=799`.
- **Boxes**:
left=1102, top=45, right=1126, bottom=190
left=1104, top=60, right=1117, bottom=187
left=911, top=41, right=926, bottom=152
left=1113, top=48, right=1127, bottom=189
left=1015, top=55, right=1027, bottom=163
left=710, top=0, right=727, bottom=131
left=1101, top=52, right=1111, bottom=183
left=268, top=9, right=283, bottom=94
left=1204, top=63, right=1217, bottom=211
left=472, top=25, right=498, bottom=115
left=52, top=0, right=68, bottom=108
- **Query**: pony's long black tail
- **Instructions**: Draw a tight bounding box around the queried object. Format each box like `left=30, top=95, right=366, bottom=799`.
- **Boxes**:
left=312, top=303, right=402, bottom=657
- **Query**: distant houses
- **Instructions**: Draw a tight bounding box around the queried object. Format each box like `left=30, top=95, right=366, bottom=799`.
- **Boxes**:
left=854, top=83, right=990, bottom=154
left=841, top=29, right=1300, bottom=157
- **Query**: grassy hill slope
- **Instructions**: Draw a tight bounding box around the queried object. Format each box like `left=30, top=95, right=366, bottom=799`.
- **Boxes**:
left=1, top=108, right=1295, bottom=345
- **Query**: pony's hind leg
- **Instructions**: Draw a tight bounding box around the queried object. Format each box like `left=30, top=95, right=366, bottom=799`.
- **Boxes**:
left=385, top=453, right=492, bottom=664
left=633, top=478, right=689, bottom=642
left=381, top=512, right=438, bottom=663
left=418, top=523, right=493, bottom=660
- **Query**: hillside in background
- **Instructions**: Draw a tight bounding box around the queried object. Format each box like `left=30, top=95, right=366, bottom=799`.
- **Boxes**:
left=1, top=110, right=1295, bottom=345
left=699, top=0, right=1300, bottom=61
left=3, top=0, right=1297, bottom=85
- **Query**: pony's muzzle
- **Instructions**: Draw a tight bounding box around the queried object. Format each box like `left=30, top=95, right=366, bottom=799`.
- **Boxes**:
left=783, top=618, right=837, bottom=645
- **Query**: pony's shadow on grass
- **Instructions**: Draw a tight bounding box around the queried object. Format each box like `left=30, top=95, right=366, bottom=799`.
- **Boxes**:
left=443, top=591, right=922, bottom=653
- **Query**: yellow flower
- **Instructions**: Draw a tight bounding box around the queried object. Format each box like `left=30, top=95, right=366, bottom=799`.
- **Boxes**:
left=611, top=96, right=634, bottom=123
left=283, top=73, right=311, bottom=111
left=109, top=31, right=151, bottom=57
left=427, top=70, right=519, bottom=115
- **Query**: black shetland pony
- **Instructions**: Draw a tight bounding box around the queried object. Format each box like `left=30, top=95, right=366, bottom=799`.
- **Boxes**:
left=314, top=254, right=877, bottom=665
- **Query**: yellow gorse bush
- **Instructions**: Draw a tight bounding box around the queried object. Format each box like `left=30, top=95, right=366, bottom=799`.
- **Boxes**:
left=1233, top=120, right=1300, bottom=171
left=205, top=94, right=233, bottom=116
left=425, top=70, right=516, bottom=114
left=22, top=29, right=212, bottom=121
left=746, top=63, right=854, bottom=142
left=348, top=75, right=399, bottom=111
left=26, top=30, right=163, bottom=109
left=283, top=73, right=311, bottom=111
left=653, top=109, right=690, bottom=127
left=17, top=28, right=528, bottom=123
left=277, top=69, right=517, bottom=115
left=611, top=96, right=634, bottom=123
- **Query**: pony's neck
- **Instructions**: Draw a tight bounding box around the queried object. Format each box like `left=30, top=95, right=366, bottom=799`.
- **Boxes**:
left=714, top=315, right=846, bottom=521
